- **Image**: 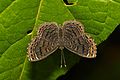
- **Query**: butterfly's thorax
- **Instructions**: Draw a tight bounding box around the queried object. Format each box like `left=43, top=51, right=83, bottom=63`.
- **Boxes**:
left=58, top=27, right=64, bottom=50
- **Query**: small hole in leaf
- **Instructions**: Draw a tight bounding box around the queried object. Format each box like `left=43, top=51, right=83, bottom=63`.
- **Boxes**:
left=27, top=30, right=32, bottom=34
left=63, top=0, right=74, bottom=5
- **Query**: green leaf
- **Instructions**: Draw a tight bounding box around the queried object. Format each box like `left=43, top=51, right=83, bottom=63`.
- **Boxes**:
left=0, top=0, right=120, bottom=80
left=67, top=0, right=120, bottom=44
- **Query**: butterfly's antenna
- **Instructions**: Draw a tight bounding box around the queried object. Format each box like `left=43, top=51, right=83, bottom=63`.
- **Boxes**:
left=60, top=49, right=66, bottom=68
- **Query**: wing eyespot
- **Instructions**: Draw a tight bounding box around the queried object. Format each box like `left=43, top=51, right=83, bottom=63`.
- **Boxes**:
left=30, top=54, right=35, bottom=60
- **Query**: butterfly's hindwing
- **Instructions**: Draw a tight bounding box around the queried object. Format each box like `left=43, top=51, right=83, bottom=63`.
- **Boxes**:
left=28, top=23, right=59, bottom=61
left=63, top=21, right=97, bottom=58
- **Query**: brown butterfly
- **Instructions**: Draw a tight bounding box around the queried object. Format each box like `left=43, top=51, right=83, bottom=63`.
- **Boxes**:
left=27, top=20, right=97, bottom=67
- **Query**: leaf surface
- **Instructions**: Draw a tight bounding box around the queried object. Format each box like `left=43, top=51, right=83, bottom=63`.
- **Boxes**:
left=0, top=0, right=120, bottom=80
left=67, top=0, right=120, bottom=44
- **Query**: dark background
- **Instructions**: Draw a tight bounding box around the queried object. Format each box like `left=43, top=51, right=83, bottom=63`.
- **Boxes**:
left=57, top=1, right=120, bottom=80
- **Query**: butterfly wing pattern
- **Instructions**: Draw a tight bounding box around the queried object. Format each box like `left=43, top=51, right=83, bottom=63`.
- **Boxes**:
left=63, top=21, right=97, bottom=58
left=27, top=22, right=59, bottom=61
left=27, top=20, right=97, bottom=62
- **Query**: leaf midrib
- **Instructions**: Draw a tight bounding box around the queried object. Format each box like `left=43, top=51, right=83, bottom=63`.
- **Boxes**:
left=18, top=0, right=43, bottom=79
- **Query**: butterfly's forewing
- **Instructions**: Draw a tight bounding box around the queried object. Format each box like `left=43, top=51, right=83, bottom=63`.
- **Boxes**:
left=63, top=21, right=97, bottom=58
left=27, top=22, right=59, bottom=61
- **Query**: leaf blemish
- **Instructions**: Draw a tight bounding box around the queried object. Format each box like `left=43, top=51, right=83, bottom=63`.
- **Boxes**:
left=63, top=0, right=74, bottom=5
left=27, top=30, right=32, bottom=34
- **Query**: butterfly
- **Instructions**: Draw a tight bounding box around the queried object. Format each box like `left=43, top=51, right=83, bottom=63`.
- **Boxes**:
left=27, top=20, right=97, bottom=67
